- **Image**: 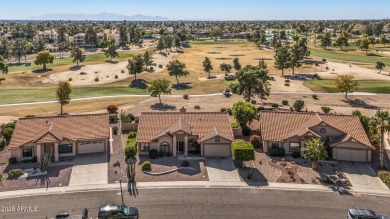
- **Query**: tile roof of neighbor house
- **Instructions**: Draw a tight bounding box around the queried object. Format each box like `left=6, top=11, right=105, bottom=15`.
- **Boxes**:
left=8, top=113, right=110, bottom=149
left=260, top=111, right=373, bottom=149
left=136, top=112, right=234, bottom=143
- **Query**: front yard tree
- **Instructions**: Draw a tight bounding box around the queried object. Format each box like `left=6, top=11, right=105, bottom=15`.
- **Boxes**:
left=233, top=58, right=241, bottom=72
left=167, top=60, right=189, bottom=85
left=321, top=32, right=332, bottom=50
left=333, top=74, right=358, bottom=99
left=274, top=45, right=291, bottom=76
left=34, top=50, right=54, bottom=70
left=370, top=111, right=390, bottom=169
left=105, top=43, right=119, bottom=62
left=375, top=61, right=385, bottom=73
left=359, top=37, right=370, bottom=55
left=70, top=47, right=86, bottom=67
left=127, top=54, right=144, bottom=80
left=293, top=99, right=305, bottom=112
left=56, top=81, right=72, bottom=115
left=148, top=78, right=172, bottom=104
left=232, top=101, right=257, bottom=126
left=202, top=56, right=213, bottom=78
left=230, top=65, right=270, bottom=102
left=301, top=138, right=328, bottom=170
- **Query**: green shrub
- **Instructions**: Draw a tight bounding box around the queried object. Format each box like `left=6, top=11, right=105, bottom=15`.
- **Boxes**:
left=250, top=100, right=257, bottom=104
left=0, top=174, right=3, bottom=182
left=257, top=106, right=265, bottom=112
left=250, top=135, right=262, bottom=148
left=379, top=171, right=390, bottom=189
left=8, top=169, right=23, bottom=178
left=221, top=108, right=226, bottom=112
left=231, top=122, right=239, bottom=129
left=109, top=115, right=119, bottom=122
left=293, top=100, right=305, bottom=112
left=31, top=156, right=37, bottom=163
left=183, top=94, right=189, bottom=99
left=181, top=160, right=190, bottom=167
left=0, top=138, right=5, bottom=150
left=312, top=94, right=318, bottom=100
left=112, top=126, right=119, bottom=135
left=282, top=100, right=288, bottom=105
left=194, top=105, right=201, bottom=110
left=271, top=103, right=278, bottom=108
left=9, top=157, right=17, bottom=164
left=285, top=79, right=290, bottom=83
left=125, top=145, right=137, bottom=158
left=321, top=106, right=331, bottom=114
left=227, top=108, right=233, bottom=116
left=268, top=147, right=285, bottom=157
left=284, top=83, right=290, bottom=86
left=149, top=149, right=159, bottom=159
left=231, top=141, right=255, bottom=161
left=128, top=132, right=137, bottom=138
left=141, top=161, right=152, bottom=171
left=242, top=125, right=251, bottom=136
left=292, top=151, right=301, bottom=158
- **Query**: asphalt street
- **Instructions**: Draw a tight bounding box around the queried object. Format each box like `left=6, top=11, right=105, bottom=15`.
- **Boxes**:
left=0, top=187, right=389, bottom=219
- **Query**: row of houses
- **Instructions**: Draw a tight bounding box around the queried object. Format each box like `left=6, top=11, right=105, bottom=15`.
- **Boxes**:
left=5, top=107, right=374, bottom=163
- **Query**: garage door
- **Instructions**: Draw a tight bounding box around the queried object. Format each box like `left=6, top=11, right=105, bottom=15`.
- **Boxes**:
left=78, top=141, right=105, bottom=154
left=204, top=144, right=231, bottom=157
left=334, top=148, right=368, bottom=162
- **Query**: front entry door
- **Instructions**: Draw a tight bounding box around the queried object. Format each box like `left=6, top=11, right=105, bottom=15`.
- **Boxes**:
left=177, top=141, right=184, bottom=154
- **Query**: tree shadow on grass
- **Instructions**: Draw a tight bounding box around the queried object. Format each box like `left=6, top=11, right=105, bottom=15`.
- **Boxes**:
left=32, top=69, right=53, bottom=74
left=150, top=103, right=176, bottom=111
left=367, top=53, right=383, bottom=57
left=129, top=79, right=148, bottom=89
left=172, top=83, right=192, bottom=90
left=342, top=98, right=379, bottom=110
left=105, top=60, right=119, bottom=64
left=69, top=65, right=85, bottom=71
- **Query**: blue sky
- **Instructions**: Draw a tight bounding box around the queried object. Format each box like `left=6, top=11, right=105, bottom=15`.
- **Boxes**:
left=2, top=0, right=389, bottom=20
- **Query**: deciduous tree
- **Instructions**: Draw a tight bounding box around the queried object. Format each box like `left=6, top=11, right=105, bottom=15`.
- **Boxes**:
left=333, top=74, right=358, bottom=98
left=148, top=78, right=172, bottom=104
left=232, top=101, right=257, bottom=126
left=202, top=57, right=213, bottom=78
left=34, top=50, right=54, bottom=70
left=70, top=47, right=86, bottom=67
left=167, top=60, right=189, bottom=85
left=127, top=54, right=144, bottom=80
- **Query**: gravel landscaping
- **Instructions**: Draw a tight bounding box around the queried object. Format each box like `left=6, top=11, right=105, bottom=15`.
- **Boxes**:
left=107, top=133, right=128, bottom=184
left=135, top=155, right=208, bottom=182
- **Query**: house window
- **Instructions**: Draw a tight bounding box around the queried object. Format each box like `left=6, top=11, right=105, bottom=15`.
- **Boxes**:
left=22, top=148, right=33, bottom=157
left=142, top=144, right=150, bottom=152
left=215, top=137, right=221, bottom=142
left=320, top=128, right=326, bottom=134
left=59, top=144, right=73, bottom=154
left=289, top=142, right=300, bottom=153
left=160, top=142, right=169, bottom=153
left=271, top=142, right=279, bottom=148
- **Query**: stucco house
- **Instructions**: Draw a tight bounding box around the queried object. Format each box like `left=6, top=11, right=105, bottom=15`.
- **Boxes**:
left=260, top=111, right=374, bottom=162
left=8, top=114, right=110, bottom=162
left=136, top=107, right=234, bottom=157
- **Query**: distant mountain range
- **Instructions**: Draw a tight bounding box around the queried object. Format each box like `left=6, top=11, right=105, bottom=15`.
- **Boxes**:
left=28, top=13, right=170, bottom=21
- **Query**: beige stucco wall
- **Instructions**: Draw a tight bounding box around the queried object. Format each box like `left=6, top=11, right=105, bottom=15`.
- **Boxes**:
left=311, top=125, right=343, bottom=140
left=11, top=142, right=36, bottom=161
left=201, top=137, right=232, bottom=144
left=149, top=135, right=173, bottom=152
left=332, top=141, right=371, bottom=162
left=282, top=136, right=302, bottom=155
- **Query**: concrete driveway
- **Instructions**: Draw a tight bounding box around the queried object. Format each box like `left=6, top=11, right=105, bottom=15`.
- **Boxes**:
left=69, top=152, right=108, bottom=186
left=205, top=158, right=240, bottom=182
left=340, top=161, right=390, bottom=195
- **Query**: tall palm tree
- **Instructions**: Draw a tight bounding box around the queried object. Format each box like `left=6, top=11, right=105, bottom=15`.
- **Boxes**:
left=56, top=81, right=72, bottom=115
left=370, top=111, right=390, bottom=168
left=301, top=138, right=328, bottom=170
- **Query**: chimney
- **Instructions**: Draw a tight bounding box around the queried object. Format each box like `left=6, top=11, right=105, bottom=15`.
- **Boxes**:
left=179, top=106, right=186, bottom=114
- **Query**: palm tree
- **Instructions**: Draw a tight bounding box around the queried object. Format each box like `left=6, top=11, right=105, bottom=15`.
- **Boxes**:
left=301, top=138, right=328, bottom=170
left=56, top=81, right=72, bottom=115
left=370, top=111, right=390, bottom=168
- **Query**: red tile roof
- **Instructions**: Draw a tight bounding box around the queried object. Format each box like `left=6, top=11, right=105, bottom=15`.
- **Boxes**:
left=9, top=113, right=109, bottom=149
left=260, top=111, right=372, bottom=148
left=137, top=112, right=234, bottom=143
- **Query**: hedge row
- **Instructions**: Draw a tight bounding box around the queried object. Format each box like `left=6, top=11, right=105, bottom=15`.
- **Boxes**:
left=231, top=141, right=255, bottom=162
left=125, top=132, right=137, bottom=159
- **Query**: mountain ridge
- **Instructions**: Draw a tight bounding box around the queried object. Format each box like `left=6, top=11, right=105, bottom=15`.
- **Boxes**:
left=28, top=12, right=170, bottom=21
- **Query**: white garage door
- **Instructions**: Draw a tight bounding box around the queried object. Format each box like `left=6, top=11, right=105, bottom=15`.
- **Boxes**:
left=334, top=148, right=368, bottom=162
left=204, top=144, right=231, bottom=157
left=78, top=141, right=105, bottom=154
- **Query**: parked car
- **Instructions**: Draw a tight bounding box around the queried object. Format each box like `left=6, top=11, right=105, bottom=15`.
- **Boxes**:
left=222, top=88, right=232, bottom=96
left=347, top=209, right=390, bottom=219
left=98, top=204, right=139, bottom=219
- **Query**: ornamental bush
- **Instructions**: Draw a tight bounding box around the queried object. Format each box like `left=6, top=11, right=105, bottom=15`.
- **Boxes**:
left=268, top=147, right=285, bottom=157
left=242, top=125, right=251, bottom=136
left=128, top=132, right=137, bottom=138
left=249, top=135, right=262, bottom=148
left=125, top=145, right=137, bottom=159
left=231, top=141, right=255, bottom=162
left=141, top=161, right=152, bottom=171
left=181, top=160, right=190, bottom=167
left=292, top=151, right=301, bottom=158
left=231, top=122, right=239, bottom=129
left=282, top=100, right=289, bottom=105
left=8, top=157, right=17, bottom=164
left=379, top=171, right=390, bottom=189
left=107, top=104, right=119, bottom=113
left=8, top=169, right=23, bottom=178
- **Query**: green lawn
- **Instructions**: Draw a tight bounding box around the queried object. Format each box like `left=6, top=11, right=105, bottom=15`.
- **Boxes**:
left=0, top=86, right=148, bottom=104
left=8, top=50, right=138, bottom=73
left=304, top=79, right=390, bottom=94
left=309, top=47, right=390, bottom=66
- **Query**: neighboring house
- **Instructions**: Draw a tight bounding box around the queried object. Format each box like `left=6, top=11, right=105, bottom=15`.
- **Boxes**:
left=260, top=111, right=374, bottom=162
left=33, top=30, right=58, bottom=43
left=8, top=114, right=110, bottom=162
left=136, top=107, right=234, bottom=157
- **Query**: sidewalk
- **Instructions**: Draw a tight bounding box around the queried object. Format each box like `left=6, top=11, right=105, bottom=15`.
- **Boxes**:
left=0, top=181, right=334, bottom=199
